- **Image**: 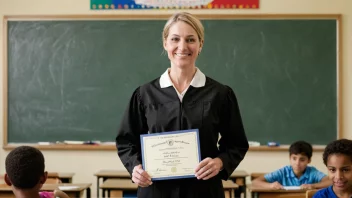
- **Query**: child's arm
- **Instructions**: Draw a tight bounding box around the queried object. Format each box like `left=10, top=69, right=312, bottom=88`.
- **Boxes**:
left=300, top=176, right=332, bottom=189
left=252, top=175, right=284, bottom=189
left=313, top=176, right=332, bottom=188
left=53, top=189, right=70, bottom=198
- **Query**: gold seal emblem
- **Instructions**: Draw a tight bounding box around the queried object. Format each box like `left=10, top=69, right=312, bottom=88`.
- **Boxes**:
left=167, top=139, right=174, bottom=146
left=171, top=167, right=177, bottom=173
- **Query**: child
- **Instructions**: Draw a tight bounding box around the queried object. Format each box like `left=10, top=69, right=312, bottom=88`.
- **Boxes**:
left=252, top=140, right=331, bottom=189
left=313, top=139, right=352, bottom=198
left=4, top=146, right=69, bottom=198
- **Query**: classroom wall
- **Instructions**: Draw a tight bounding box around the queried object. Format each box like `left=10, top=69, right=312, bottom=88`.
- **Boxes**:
left=0, top=0, right=351, bottom=196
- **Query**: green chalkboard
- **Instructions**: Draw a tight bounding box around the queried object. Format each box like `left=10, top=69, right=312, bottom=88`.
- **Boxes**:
left=6, top=16, right=338, bottom=145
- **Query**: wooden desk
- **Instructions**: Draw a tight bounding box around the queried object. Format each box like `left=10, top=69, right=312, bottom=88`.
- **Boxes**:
left=100, top=179, right=237, bottom=198
left=222, top=180, right=238, bottom=198
left=0, top=183, right=91, bottom=198
left=95, top=170, right=248, bottom=198
left=230, top=170, right=249, bottom=198
left=100, top=179, right=137, bottom=198
left=248, top=185, right=307, bottom=198
left=47, top=172, right=75, bottom=183
left=94, top=170, right=130, bottom=198
left=0, top=172, right=74, bottom=184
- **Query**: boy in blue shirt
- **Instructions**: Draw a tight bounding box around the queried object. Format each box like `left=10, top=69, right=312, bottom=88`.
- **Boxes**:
left=252, top=140, right=331, bottom=189
left=313, top=139, right=352, bottom=198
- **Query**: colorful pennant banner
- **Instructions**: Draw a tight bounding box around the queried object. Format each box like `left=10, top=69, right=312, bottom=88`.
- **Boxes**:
left=91, top=0, right=259, bottom=9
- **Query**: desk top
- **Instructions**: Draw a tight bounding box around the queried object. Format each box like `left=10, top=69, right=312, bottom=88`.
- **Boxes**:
left=95, top=170, right=248, bottom=178
left=0, top=183, right=91, bottom=192
left=230, top=170, right=249, bottom=177
left=42, top=183, right=91, bottom=191
left=248, top=185, right=307, bottom=193
left=222, top=180, right=238, bottom=189
left=47, top=172, right=75, bottom=179
left=94, top=170, right=130, bottom=177
left=100, top=179, right=137, bottom=190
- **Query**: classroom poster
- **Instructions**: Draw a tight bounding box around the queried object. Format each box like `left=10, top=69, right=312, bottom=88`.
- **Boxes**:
left=91, top=0, right=259, bottom=9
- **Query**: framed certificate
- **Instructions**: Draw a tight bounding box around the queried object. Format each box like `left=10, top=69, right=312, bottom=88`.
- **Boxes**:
left=140, top=129, right=201, bottom=181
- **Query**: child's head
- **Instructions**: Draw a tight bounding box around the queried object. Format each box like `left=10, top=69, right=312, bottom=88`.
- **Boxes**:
left=289, top=141, right=313, bottom=174
left=5, top=146, right=47, bottom=190
left=323, top=139, right=352, bottom=191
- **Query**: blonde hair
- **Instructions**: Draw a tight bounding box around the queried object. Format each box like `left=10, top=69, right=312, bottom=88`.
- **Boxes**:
left=162, top=12, right=204, bottom=44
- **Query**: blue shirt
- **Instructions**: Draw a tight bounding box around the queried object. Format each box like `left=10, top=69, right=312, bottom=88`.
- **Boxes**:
left=264, top=165, right=326, bottom=186
left=313, top=186, right=338, bottom=198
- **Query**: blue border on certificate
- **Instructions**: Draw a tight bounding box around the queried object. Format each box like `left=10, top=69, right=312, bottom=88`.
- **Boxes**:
left=140, top=129, right=201, bottom=181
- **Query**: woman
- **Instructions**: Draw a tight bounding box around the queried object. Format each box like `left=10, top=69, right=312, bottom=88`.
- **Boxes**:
left=116, top=12, right=249, bottom=198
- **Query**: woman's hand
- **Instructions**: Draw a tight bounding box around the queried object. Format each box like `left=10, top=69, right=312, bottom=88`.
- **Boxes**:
left=194, top=157, right=223, bottom=180
left=132, top=164, right=153, bottom=187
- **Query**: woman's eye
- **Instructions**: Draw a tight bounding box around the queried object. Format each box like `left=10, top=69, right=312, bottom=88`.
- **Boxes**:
left=187, top=38, right=195, bottom=42
left=171, top=38, right=179, bottom=41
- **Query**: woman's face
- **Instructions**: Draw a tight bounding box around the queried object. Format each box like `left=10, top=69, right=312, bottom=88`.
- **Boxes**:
left=164, top=21, right=203, bottom=69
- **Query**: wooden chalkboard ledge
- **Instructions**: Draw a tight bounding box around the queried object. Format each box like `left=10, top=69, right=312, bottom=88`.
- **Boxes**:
left=2, top=144, right=325, bottom=151
left=3, top=144, right=117, bottom=150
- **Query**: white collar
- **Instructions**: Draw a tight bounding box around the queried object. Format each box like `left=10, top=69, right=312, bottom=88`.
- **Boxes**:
left=159, top=67, right=206, bottom=88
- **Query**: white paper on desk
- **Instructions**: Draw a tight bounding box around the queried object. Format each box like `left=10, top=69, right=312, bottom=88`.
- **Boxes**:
left=58, top=186, right=80, bottom=190
left=283, top=186, right=301, bottom=190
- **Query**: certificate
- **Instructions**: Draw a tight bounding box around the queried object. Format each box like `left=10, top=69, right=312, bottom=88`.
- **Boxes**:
left=140, top=129, right=201, bottom=181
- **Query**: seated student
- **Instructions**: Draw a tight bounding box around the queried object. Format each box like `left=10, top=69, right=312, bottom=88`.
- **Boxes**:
left=4, top=146, right=69, bottom=198
left=313, top=139, right=352, bottom=198
left=252, top=140, right=331, bottom=189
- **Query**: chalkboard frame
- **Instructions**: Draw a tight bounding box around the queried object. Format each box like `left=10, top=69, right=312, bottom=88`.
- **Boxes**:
left=2, top=14, right=342, bottom=150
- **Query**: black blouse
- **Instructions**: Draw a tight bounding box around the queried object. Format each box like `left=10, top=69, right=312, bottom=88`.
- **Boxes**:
left=116, top=76, right=249, bottom=198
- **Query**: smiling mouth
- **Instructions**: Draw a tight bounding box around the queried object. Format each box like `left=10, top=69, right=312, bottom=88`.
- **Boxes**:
left=334, top=182, right=346, bottom=188
left=175, top=53, right=191, bottom=57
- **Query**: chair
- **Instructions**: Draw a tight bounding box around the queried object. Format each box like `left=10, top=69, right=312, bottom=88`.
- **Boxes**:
left=46, top=172, right=62, bottom=184
left=45, top=177, right=62, bottom=184
left=47, top=172, right=60, bottom=178
left=306, top=189, right=318, bottom=198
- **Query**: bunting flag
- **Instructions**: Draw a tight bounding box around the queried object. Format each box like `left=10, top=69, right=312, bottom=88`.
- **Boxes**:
left=91, top=0, right=259, bottom=9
